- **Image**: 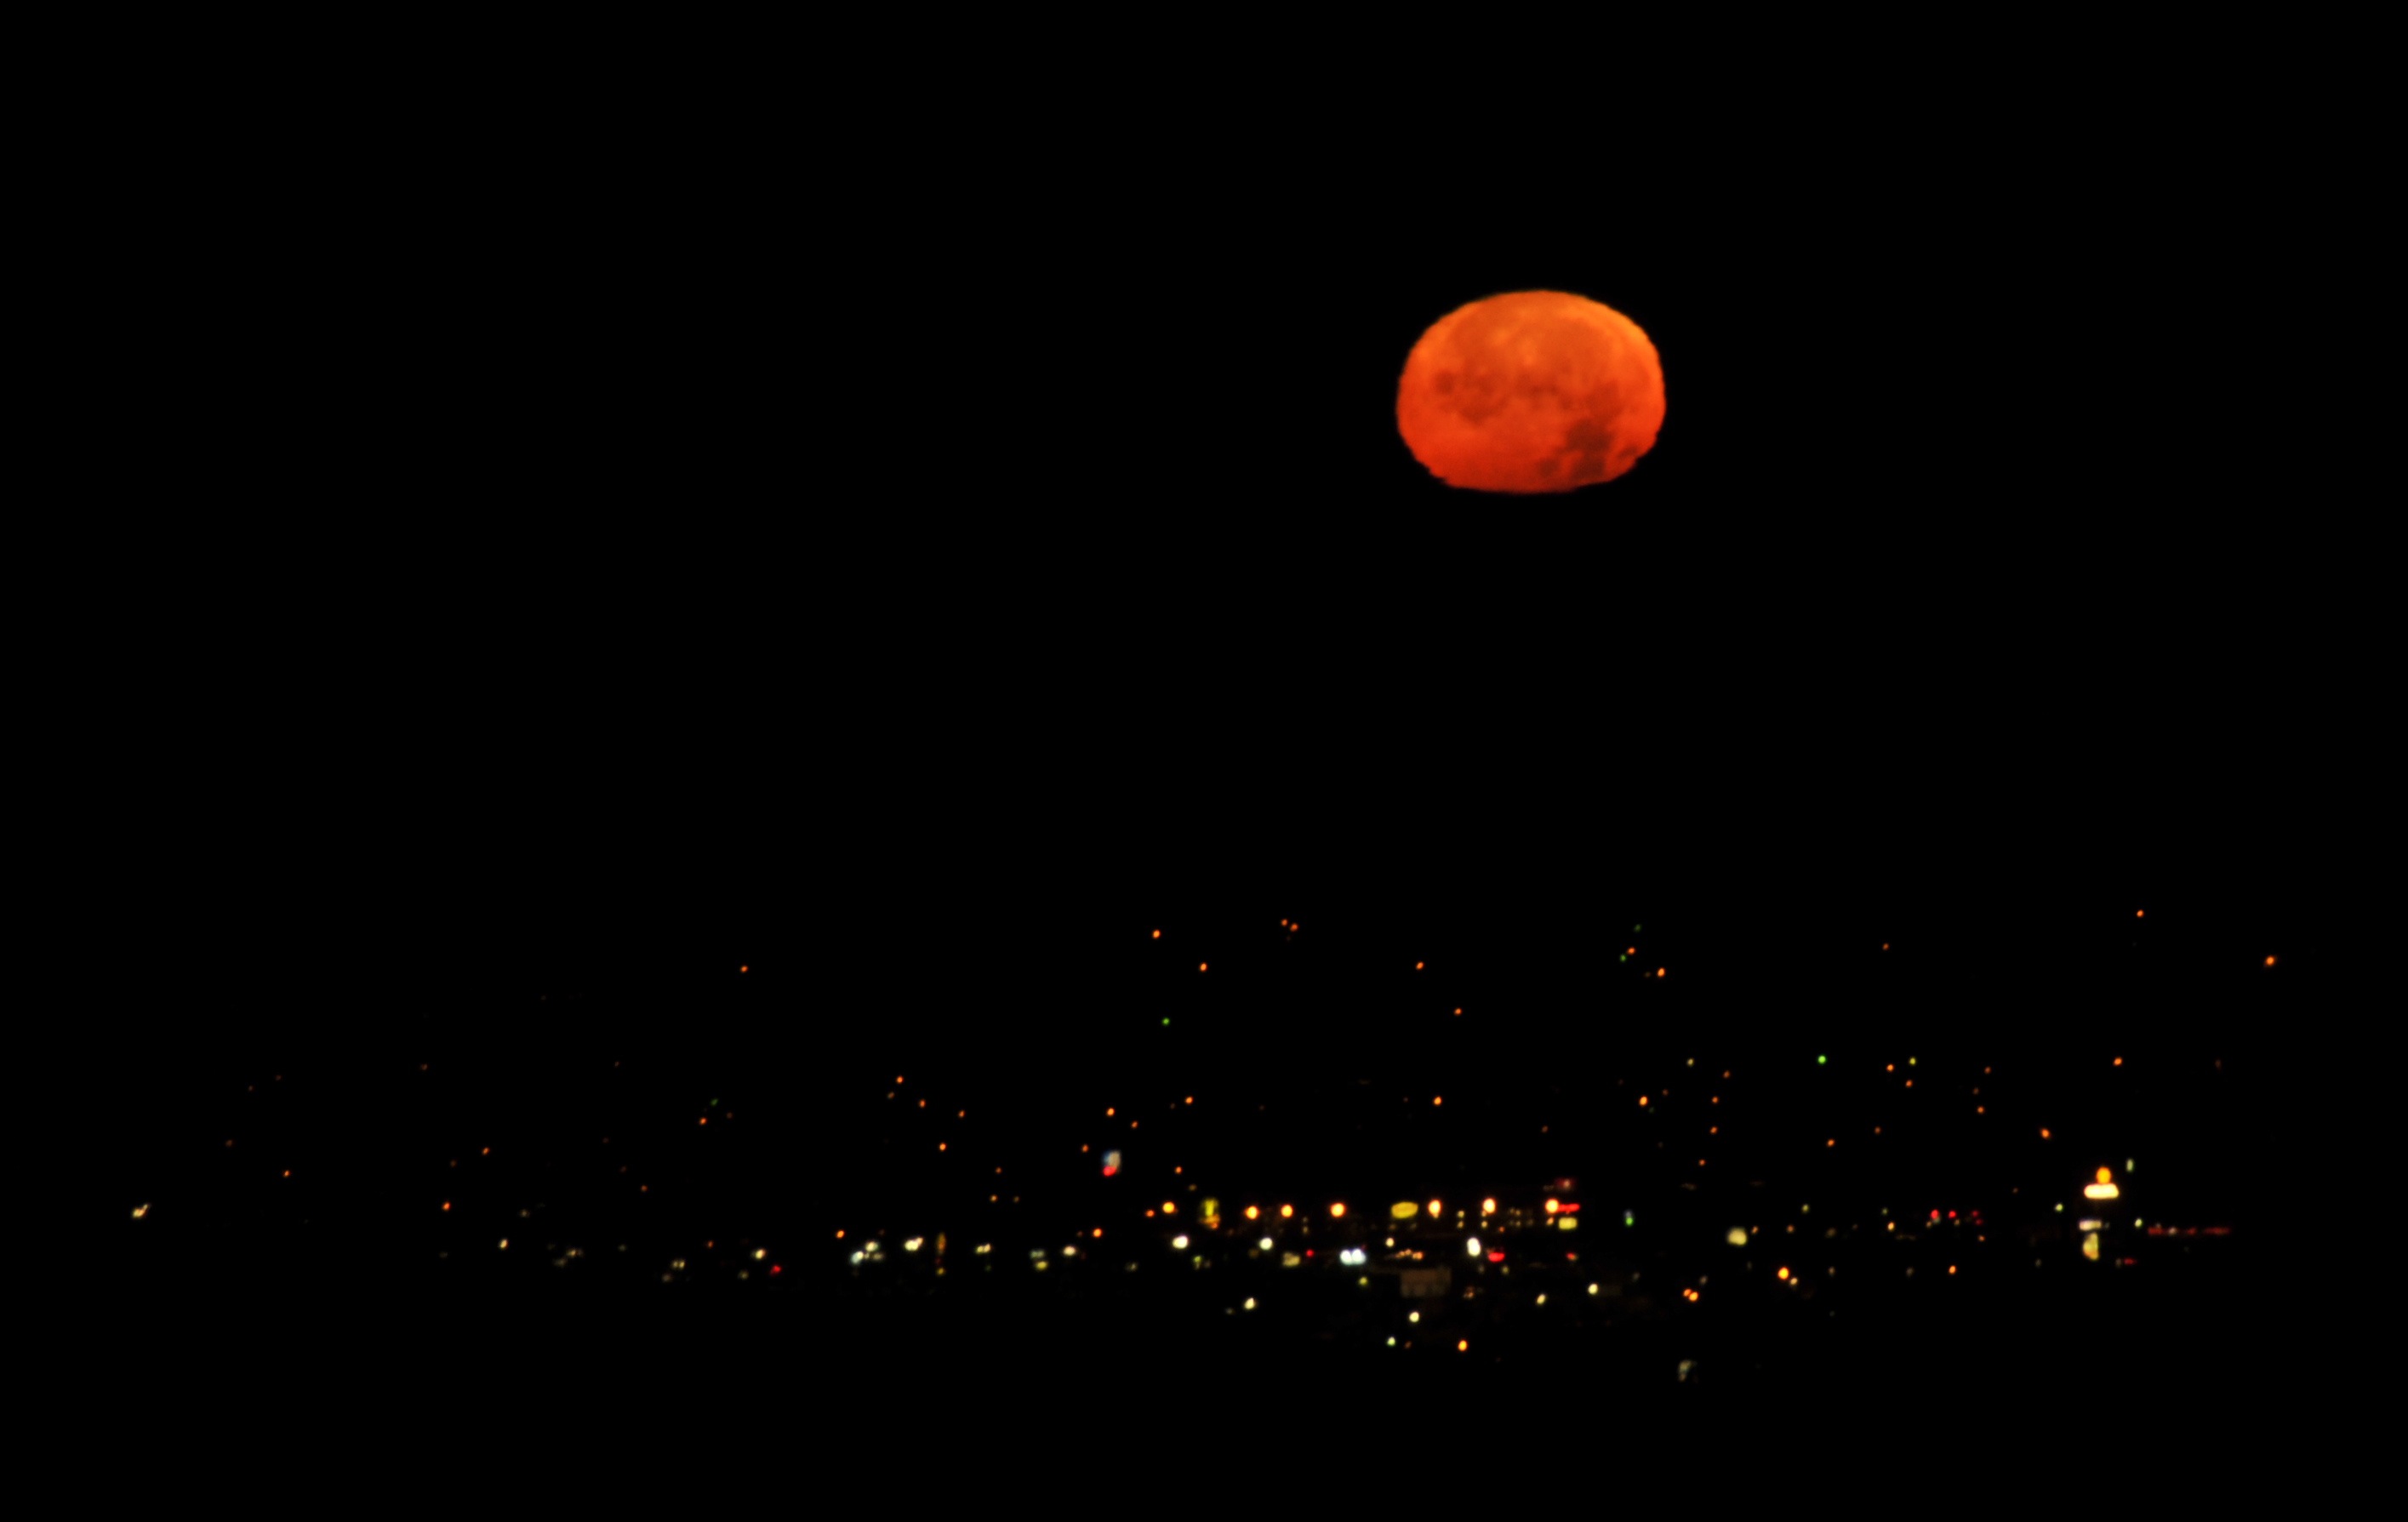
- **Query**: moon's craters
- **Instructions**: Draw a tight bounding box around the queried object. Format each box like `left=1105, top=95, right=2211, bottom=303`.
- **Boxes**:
left=1396, top=291, right=1664, bottom=493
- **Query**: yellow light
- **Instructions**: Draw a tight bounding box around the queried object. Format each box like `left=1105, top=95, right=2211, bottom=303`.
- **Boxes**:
left=1279, top=1205, right=1293, bottom=1219
left=2083, top=1231, right=2102, bottom=1261
left=1245, top=1206, right=1260, bottom=1220
left=1162, top=1201, right=1176, bottom=1214
left=1457, top=1340, right=1468, bottom=1353
left=2085, top=1182, right=2120, bottom=1200
left=1330, top=1202, right=1346, bottom=1219
left=1481, top=1199, right=1497, bottom=1215
left=1544, top=1198, right=1560, bottom=1214
left=131, top=1204, right=149, bottom=1220
left=2097, top=1166, right=2114, bottom=1184
left=1391, top=1202, right=1420, bottom=1220
left=1432, top=1096, right=1442, bottom=1105
left=1777, top=1267, right=1789, bottom=1280
left=1428, top=1200, right=1442, bottom=1217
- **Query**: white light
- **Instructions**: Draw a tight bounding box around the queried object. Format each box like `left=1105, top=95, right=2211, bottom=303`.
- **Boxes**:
left=1243, top=1297, right=1257, bottom=1310
left=1588, top=1283, right=1600, bottom=1295
left=864, top=1242, right=881, bottom=1255
left=1408, top=1311, right=1420, bottom=1323
left=1259, top=1237, right=1275, bottom=1251
left=1387, top=1337, right=1396, bottom=1346
left=849, top=1251, right=864, bottom=1265
left=1172, top=1234, right=1190, bottom=1249
left=2084, top=1183, right=2120, bottom=1200
left=2076, top=1219, right=2103, bottom=1232
left=1466, top=1237, right=1482, bottom=1257
left=904, top=1238, right=923, bottom=1251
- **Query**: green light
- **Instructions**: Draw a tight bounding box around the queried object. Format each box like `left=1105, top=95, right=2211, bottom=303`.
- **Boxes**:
left=1623, top=1210, right=1635, bottom=1227
left=1618, top=955, right=1628, bottom=963
left=1816, top=1055, right=1827, bottom=1065
left=1161, top=1018, right=1171, bottom=1026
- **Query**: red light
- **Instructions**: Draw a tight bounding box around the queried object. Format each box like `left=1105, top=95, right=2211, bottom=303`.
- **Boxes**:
left=770, top=1264, right=782, bottom=1274
left=1948, top=1211, right=1956, bottom=1219
left=1931, top=1210, right=1940, bottom=1220
left=1486, top=1251, right=1506, bottom=1263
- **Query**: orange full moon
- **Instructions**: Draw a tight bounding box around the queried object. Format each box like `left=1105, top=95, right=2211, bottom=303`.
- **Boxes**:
left=1395, top=291, right=1665, bottom=493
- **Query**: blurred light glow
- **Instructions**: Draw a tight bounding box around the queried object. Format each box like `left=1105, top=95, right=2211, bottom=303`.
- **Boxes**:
left=2085, top=1183, right=2120, bottom=1200
left=1481, top=1198, right=1498, bottom=1215
left=1259, top=1237, right=1275, bottom=1251
left=1330, top=1202, right=1347, bottom=1219
left=1391, top=1202, right=1420, bottom=1220
left=1726, top=1228, right=1748, bottom=1246
left=1466, top=1237, right=1483, bottom=1257
left=1172, top=1235, right=1189, bottom=1249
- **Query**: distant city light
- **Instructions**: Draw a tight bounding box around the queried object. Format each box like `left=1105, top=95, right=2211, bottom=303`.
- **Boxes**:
left=1245, top=1206, right=1260, bottom=1220
left=1279, top=1205, right=1293, bottom=1219
left=1243, top=1297, right=1257, bottom=1310
left=1172, top=1235, right=1189, bottom=1249
left=1330, top=1202, right=1347, bottom=1219
left=1481, top=1199, right=1498, bottom=1215
left=1428, top=1200, right=1442, bottom=1218
left=1544, top=1199, right=1560, bottom=1214
left=1726, top=1228, right=1748, bottom=1246
left=1259, top=1237, right=1275, bottom=1251
left=1391, top=1202, right=1420, bottom=1220
left=1466, top=1237, right=1482, bottom=1257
